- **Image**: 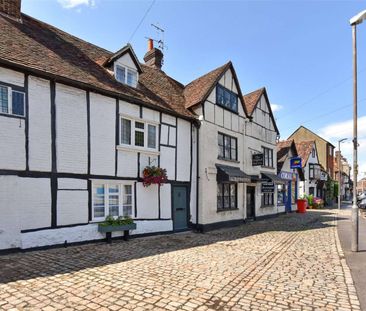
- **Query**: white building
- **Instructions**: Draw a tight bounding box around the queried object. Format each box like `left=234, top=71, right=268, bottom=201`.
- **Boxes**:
left=277, top=140, right=304, bottom=212
left=243, top=88, right=284, bottom=219
left=295, top=141, right=321, bottom=197
left=0, top=2, right=197, bottom=251
left=0, top=0, right=285, bottom=250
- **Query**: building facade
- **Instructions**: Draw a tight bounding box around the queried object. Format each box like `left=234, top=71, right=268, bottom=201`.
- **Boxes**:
left=289, top=126, right=335, bottom=179
left=0, top=0, right=284, bottom=250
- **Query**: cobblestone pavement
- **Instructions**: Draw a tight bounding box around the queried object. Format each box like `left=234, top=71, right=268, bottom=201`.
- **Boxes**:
left=0, top=210, right=361, bottom=311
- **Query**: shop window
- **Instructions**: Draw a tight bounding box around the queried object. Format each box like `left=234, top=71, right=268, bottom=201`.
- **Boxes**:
left=217, top=183, right=237, bottom=210
left=277, top=184, right=286, bottom=205
left=262, top=192, right=274, bottom=207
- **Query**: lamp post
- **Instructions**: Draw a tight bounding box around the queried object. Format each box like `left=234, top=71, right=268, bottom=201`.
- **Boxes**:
left=349, top=10, right=366, bottom=252
left=338, top=138, right=347, bottom=210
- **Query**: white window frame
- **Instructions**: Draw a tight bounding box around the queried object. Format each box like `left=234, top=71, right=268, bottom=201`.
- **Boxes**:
left=0, top=84, right=25, bottom=117
left=118, top=114, right=159, bottom=154
left=114, top=64, right=138, bottom=88
left=92, top=181, right=135, bottom=221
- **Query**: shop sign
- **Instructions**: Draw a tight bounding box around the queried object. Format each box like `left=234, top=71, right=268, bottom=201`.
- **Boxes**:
left=279, top=171, right=292, bottom=180
left=261, top=182, right=275, bottom=193
left=252, top=153, right=264, bottom=166
left=320, top=171, right=328, bottom=181
left=290, top=157, right=302, bottom=169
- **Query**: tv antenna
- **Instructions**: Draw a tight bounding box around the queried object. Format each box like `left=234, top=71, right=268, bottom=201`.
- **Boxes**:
left=151, top=23, right=166, bottom=52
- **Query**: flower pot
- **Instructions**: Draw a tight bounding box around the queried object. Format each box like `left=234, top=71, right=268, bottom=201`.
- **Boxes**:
left=297, top=199, right=307, bottom=213
left=98, top=223, right=136, bottom=233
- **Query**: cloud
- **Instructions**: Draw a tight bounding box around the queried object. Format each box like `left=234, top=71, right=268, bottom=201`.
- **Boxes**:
left=58, top=0, right=96, bottom=9
left=318, top=116, right=366, bottom=141
left=271, top=104, right=283, bottom=112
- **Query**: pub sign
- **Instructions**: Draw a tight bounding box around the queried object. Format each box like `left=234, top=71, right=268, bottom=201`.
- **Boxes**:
left=252, top=153, right=264, bottom=166
left=261, top=182, right=275, bottom=193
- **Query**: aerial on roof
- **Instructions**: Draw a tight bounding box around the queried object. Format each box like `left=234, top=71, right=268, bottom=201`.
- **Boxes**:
left=0, top=10, right=255, bottom=121
left=295, top=140, right=316, bottom=168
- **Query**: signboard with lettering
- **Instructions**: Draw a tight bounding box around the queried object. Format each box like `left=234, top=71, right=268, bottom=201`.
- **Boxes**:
left=261, top=182, right=275, bottom=193
left=290, top=157, right=302, bottom=169
left=252, top=153, right=264, bottom=166
left=320, top=171, right=328, bottom=181
left=279, top=171, right=293, bottom=180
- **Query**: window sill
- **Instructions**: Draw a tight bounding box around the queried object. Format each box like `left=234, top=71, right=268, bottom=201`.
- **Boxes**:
left=261, top=166, right=275, bottom=169
left=117, top=145, right=160, bottom=156
left=261, top=205, right=274, bottom=208
left=0, top=112, right=26, bottom=120
left=217, top=208, right=239, bottom=213
left=217, top=157, right=240, bottom=164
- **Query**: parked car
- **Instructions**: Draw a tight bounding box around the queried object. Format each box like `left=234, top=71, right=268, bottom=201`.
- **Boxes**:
left=357, top=192, right=366, bottom=209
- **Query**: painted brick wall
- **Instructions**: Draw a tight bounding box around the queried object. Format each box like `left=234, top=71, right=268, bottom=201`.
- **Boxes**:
left=28, top=76, right=52, bottom=171
left=90, top=93, right=116, bottom=176
left=56, top=83, right=88, bottom=174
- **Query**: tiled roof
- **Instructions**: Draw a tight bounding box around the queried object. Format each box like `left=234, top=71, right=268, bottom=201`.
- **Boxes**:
left=243, top=87, right=265, bottom=116
left=295, top=140, right=315, bottom=168
left=276, top=139, right=295, bottom=173
left=184, top=62, right=230, bottom=109
left=0, top=13, right=195, bottom=118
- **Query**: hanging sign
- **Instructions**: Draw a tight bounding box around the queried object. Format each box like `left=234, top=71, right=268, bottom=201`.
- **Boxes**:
left=261, top=182, right=275, bottom=193
left=252, top=153, right=264, bottom=166
left=290, top=157, right=302, bottom=169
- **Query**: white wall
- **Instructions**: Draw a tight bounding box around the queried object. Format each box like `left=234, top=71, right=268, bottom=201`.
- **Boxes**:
left=56, top=83, right=88, bottom=174
left=28, top=76, right=51, bottom=171
left=0, top=116, right=26, bottom=170
left=136, top=183, right=159, bottom=219
left=0, top=67, right=24, bottom=87
left=176, top=119, right=191, bottom=182
left=160, top=183, right=172, bottom=219
left=90, top=93, right=115, bottom=176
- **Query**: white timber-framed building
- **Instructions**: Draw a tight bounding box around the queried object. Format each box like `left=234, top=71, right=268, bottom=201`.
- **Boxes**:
left=0, top=0, right=284, bottom=251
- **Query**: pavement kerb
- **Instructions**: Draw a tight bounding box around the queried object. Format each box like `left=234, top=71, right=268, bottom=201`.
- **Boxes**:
left=335, top=209, right=361, bottom=311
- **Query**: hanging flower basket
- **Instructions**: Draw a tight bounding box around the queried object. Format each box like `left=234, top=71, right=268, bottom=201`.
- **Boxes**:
left=142, top=166, right=168, bottom=187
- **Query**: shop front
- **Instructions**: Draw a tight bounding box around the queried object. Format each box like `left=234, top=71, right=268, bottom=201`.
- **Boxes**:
left=277, top=171, right=298, bottom=212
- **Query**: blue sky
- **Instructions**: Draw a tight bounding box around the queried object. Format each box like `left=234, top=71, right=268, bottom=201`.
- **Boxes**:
left=22, top=0, right=366, bottom=176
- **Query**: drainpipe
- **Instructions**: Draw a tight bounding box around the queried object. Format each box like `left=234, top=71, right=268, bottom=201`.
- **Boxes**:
left=194, top=120, right=201, bottom=232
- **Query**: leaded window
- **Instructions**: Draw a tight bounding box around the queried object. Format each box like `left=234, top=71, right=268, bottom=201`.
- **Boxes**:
left=217, top=183, right=237, bottom=210
left=218, top=133, right=237, bottom=161
left=216, top=84, right=238, bottom=113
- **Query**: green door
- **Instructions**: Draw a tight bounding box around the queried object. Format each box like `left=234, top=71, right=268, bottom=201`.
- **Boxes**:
left=172, top=186, right=188, bottom=231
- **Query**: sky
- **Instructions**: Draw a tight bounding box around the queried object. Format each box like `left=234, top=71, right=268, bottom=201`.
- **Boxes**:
left=22, top=0, right=366, bottom=178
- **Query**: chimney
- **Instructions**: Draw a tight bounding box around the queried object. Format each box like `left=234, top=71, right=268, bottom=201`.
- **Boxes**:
left=143, top=38, right=163, bottom=69
left=0, top=0, right=21, bottom=20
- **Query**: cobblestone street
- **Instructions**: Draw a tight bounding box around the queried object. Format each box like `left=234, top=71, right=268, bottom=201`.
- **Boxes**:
left=0, top=210, right=360, bottom=311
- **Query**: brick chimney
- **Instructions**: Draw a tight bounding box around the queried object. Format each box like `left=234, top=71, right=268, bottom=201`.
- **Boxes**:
left=0, top=0, right=22, bottom=20
left=143, top=38, right=163, bottom=69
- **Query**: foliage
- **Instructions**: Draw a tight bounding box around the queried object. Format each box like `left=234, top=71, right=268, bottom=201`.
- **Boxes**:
left=326, top=179, right=337, bottom=203
left=334, top=182, right=339, bottom=197
left=306, top=194, right=314, bottom=207
left=313, top=197, right=325, bottom=209
left=142, top=166, right=168, bottom=187
left=99, top=215, right=134, bottom=227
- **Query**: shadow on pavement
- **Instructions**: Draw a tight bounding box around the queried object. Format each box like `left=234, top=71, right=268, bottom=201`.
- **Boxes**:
left=0, top=209, right=342, bottom=284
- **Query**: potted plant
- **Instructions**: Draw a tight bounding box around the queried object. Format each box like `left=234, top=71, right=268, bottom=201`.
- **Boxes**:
left=142, top=166, right=168, bottom=187
left=98, top=216, right=136, bottom=243
left=297, top=195, right=307, bottom=213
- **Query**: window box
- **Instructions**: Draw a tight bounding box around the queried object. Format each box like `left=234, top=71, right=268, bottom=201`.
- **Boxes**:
left=98, top=216, right=136, bottom=243
left=98, top=223, right=136, bottom=233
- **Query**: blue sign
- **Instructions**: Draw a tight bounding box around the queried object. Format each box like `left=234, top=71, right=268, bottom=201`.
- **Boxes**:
left=290, top=157, right=302, bottom=169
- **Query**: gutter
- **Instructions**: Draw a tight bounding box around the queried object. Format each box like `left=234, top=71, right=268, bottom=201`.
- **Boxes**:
left=194, top=120, right=201, bottom=232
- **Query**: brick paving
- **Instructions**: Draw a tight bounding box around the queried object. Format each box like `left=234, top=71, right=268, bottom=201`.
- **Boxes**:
left=0, top=210, right=361, bottom=310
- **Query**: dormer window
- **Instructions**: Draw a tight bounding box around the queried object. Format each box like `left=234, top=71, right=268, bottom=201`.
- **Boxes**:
left=115, top=65, right=138, bottom=88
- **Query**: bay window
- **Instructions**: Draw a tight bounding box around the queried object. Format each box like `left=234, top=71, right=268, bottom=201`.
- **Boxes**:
left=120, top=116, right=158, bottom=151
left=0, top=84, right=25, bottom=117
left=93, top=182, right=134, bottom=220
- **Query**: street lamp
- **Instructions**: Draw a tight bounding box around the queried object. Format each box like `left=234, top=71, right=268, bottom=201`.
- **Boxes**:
left=338, top=138, right=347, bottom=210
left=349, top=9, right=366, bottom=252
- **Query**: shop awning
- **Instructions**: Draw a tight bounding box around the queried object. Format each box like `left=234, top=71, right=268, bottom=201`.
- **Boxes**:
left=216, top=164, right=251, bottom=183
left=250, top=175, right=268, bottom=183
left=261, top=173, right=287, bottom=184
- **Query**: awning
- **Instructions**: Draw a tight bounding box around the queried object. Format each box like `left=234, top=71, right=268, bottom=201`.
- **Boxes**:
left=261, top=173, right=287, bottom=184
left=216, top=164, right=251, bottom=183
left=250, top=175, right=268, bottom=183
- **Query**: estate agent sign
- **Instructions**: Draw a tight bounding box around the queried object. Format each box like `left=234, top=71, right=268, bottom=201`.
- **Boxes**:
left=290, top=157, right=302, bottom=169
left=252, top=153, right=264, bottom=166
